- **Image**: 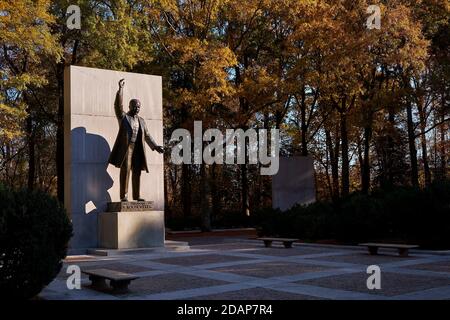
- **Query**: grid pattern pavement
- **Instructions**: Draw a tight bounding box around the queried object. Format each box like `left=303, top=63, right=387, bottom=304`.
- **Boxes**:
left=40, top=240, right=450, bottom=300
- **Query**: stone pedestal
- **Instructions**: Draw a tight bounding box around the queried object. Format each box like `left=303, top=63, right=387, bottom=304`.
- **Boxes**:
left=99, top=202, right=164, bottom=249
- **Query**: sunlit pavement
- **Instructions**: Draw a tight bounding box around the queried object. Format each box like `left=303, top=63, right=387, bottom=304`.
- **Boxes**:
left=40, top=238, right=450, bottom=300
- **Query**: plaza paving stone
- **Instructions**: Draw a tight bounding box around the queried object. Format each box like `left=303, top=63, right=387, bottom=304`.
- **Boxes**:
left=115, top=273, right=229, bottom=297
left=188, top=243, right=260, bottom=251
left=404, top=260, right=450, bottom=273
left=152, top=254, right=252, bottom=266
left=211, top=261, right=330, bottom=278
left=242, top=246, right=329, bottom=257
left=188, top=287, right=323, bottom=300
left=40, top=239, right=450, bottom=300
left=297, top=271, right=450, bottom=296
left=306, top=252, right=415, bottom=265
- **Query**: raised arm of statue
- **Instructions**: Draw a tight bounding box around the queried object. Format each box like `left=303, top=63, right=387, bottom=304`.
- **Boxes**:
left=114, top=79, right=126, bottom=123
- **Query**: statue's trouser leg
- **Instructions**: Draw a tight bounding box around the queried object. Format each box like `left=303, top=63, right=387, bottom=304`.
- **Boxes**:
left=131, top=143, right=143, bottom=200
left=132, top=168, right=141, bottom=200
left=120, top=143, right=135, bottom=200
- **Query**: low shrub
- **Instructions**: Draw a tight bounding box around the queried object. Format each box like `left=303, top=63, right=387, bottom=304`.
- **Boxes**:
left=254, top=180, right=450, bottom=248
left=0, top=185, right=73, bottom=299
left=212, top=209, right=253, bottom=229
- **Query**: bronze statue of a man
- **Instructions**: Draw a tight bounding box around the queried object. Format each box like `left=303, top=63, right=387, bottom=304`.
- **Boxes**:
left=108, top=79, right=164, bottom=202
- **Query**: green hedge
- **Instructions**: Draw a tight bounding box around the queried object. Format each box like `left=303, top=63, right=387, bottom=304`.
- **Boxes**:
left=0, top=185, right=73, bottom=299
left=254, top=180, right=450, bottom=249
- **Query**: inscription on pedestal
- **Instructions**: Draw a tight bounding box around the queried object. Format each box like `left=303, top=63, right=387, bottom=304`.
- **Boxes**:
left=107, top=201, right=153, bottom=212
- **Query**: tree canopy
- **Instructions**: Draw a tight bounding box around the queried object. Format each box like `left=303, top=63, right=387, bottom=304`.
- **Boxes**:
left=0, top=0, right=448, bottom=229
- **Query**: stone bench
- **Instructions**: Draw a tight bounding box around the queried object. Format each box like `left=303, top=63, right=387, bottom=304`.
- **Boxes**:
left=257, top=237, right=299, bottom=248
left=359, top=243, right=419, bottom=257
left=82, top=268, right=140, bottom=293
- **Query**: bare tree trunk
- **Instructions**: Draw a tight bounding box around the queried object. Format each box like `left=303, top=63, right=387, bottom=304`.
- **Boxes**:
left=386, top=106, right=396, bottom=187
left=167, top=165, right=178, bottom=215
left=357, top=136, right=364, bottom=188
left=300, top=90, right=308, bottom=156
left=433, top=113, right=438, bottom=174
left=324, top=156, right=333, bottom=199
left=417, top=100, right=431, bottom=186
left=164, top=167, right=170, bottom=222
left=241, top=163, right=249, bottom=216
left=362, top=124, right=372, bottom=194
left=340, top=112, right=349, bottom=196
left=439, top=107, right=447, bottom=179
left=406, top=99, right=419, bottom=187
left=235, top=60, right=250, bottom=217
left=210, top=163, right=220, bottom=224
left=26, top=111, right=35, bottom=190
left=200, top=164, right=212, bottom=231
left=439, top=115, right=447, bottom=179
left=326, top=127, right=339, bottom=201
left=56, top=63, right=65, bottom=202
left=182, top=164, right=191, bottom=218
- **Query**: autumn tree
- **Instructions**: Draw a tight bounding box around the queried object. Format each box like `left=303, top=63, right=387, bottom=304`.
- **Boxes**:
left=0, top=0, right=62, bottom=189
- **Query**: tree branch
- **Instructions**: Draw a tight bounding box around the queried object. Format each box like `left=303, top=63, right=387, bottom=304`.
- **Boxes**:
left=414, top=118, right=450, bottom=138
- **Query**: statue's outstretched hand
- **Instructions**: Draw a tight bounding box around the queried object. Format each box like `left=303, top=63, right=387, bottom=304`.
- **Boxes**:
left=155, top=145, right=164, bottom=154
left=119, top=79, right=125, bottom=88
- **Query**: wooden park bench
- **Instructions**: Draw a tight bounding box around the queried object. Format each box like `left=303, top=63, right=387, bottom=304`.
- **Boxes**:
left=82, top=268, right=140, bottom=293
left=359, top=243, right=419, bottom=257
left=257, top=237, right=299, bottom=248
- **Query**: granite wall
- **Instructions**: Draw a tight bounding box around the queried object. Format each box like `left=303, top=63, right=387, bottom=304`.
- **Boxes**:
left=64, top=66, right=164, bottom=250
